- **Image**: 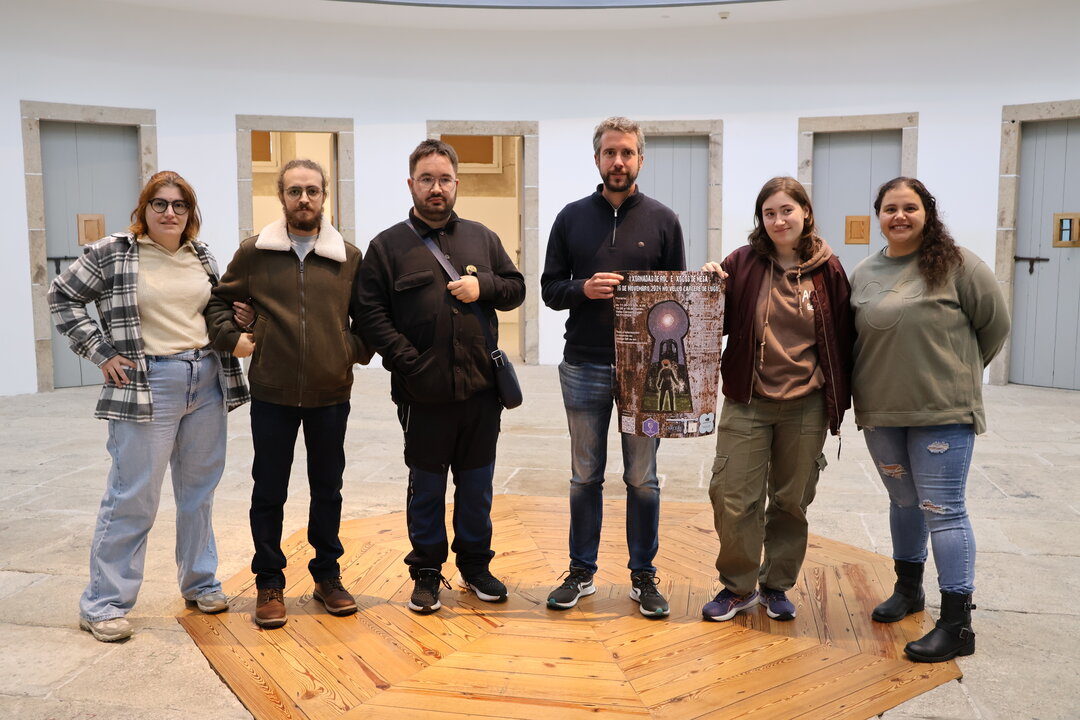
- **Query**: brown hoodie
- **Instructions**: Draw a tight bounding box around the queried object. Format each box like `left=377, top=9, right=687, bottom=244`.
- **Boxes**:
left=752, top=240, right=833, bottom=400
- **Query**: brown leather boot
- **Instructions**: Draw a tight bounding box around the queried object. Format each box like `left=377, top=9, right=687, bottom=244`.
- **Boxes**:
left=255, top=588, right=287, bottom=628
left=314, top=577, right=357, bottom=616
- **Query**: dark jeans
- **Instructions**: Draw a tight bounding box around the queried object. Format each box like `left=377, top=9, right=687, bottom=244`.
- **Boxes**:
left=249, top=399, right=350, bottom=589
left=397, top=389, right=501, bottom=577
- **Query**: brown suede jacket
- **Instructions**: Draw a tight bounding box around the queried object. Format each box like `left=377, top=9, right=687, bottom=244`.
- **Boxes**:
left=206, top=218, right=369, bottom=407
left=720, top=244, right=854, bottom=435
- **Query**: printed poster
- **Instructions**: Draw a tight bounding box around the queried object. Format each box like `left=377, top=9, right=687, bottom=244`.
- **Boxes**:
left=614, top=270, right=725, bottom=439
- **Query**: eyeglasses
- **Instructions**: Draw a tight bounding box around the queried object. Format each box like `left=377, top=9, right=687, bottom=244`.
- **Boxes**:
left=149, top=198, right=190, bottom=215
left=414, top=175, right=457, bottom=190
left=284, top=186, right=324, bottom=200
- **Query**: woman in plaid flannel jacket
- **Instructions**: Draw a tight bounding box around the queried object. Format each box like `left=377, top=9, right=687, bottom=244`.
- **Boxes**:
left=49, top=171, right=249, bottom=642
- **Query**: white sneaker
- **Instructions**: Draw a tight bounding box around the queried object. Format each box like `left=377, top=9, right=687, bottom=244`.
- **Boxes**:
left=80, top=616, right=133, bottom=642
left=192, top=591, right=229, bottom=614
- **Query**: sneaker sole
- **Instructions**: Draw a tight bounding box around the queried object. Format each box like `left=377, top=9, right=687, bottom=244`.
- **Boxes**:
left=760, top=595, right=795, bottom=620
left=628, top=587, right=670, bottom=617
left=407, top=600, right=441, bottom=614
left=314, top=593, right=357, bottom=616
left=188, top=598, right=229, bottom=614
left=703, top=593, right=760, bottom=622
left=458, top=578, right=507, bottom=603
left=547, top=583, right=596, bottom=610
left=79, top=618, right=132, bottom=642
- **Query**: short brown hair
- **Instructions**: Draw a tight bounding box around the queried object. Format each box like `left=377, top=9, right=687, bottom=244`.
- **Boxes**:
left=748, top=176, right=820, bottom=261
left=276, top=158, right=328, bottom=198
left=409, top=139, right=459, bottom=175
left=129, top=170, right=202, bottom=244
left=592, top=116, right=644, bottom=157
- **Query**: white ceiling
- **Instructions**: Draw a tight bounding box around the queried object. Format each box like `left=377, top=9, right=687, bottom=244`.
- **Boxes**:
left=105, top=0, right=981, bottom=31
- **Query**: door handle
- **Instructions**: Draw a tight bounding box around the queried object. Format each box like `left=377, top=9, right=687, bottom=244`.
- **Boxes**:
left=1013, top=256, right=1049, bottom=275
left=47, top=256, right=79, bottom=275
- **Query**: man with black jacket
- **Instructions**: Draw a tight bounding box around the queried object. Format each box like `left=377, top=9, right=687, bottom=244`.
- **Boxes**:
left=206, top=159, right=366, bottom=629
left=541, top=117, right=686, bottom=618
left=356, top=140, right=525, bottom=614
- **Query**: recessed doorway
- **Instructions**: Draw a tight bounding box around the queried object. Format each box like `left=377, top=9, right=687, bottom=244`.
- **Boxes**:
left=428, top=121, right=538, bottom=364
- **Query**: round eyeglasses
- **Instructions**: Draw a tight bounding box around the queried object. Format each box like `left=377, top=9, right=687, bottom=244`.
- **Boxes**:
left=149, top=198, right=190, bottom=215
left=414, top=176, right=458, bottom=190
left=284, top=186, right=324, bottom=200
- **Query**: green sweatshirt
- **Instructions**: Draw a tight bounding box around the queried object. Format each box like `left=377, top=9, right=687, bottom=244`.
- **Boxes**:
left=850, top=246, right=1010, bottom=434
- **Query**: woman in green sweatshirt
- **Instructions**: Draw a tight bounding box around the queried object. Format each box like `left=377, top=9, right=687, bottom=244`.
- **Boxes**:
left=850, top=177, right=1010, bottom=663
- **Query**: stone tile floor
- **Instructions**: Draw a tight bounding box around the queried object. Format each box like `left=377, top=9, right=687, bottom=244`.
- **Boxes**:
left=1, top=365, right=1075, bottom=719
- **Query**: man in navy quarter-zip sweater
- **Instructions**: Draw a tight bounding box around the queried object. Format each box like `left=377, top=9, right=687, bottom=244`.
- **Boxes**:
left=206, top=159, right=368, bottom=629
left=541, top=117, right=685, bottom=618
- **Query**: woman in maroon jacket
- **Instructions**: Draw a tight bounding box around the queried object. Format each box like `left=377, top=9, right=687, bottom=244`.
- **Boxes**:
left=700, top=176, right=853, bottom=622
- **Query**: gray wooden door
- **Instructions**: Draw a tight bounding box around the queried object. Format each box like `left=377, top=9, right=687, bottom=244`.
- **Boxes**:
left=637, top=135, right=707, bottom=269
left=41, top=121, right=141, bottom=388
left=1009, top=118, right=1080, bottom=389
left=811, top=130, right=902, bottom=275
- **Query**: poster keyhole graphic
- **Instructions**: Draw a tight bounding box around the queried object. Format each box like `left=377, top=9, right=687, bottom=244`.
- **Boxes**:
left=644, top=301, right=692, bottom=413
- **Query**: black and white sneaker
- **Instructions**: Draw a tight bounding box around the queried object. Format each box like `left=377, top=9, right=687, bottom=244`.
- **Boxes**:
left=630, top=571, right=670, bottom=617
left=460, top=570, right=508, bottom=602
left=547, top=567, right=596, bottom=609
left=408, top=568, right=450, bottom=614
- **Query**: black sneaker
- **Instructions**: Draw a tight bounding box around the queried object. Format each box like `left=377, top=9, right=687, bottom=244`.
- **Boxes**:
left=408, top=568, right=450, bottom=614
left=630, top=571, right=670, bottom=617
left=547, top=567, right=596, bottom=609
left=460, top=570, right=508, bottom=602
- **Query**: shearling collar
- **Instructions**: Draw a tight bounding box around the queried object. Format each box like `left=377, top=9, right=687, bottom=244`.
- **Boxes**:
left=254, top=217, right=347, bottom=263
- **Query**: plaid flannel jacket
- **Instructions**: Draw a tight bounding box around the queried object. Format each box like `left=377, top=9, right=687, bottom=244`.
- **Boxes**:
left=48, top=233, right=250, bottom=422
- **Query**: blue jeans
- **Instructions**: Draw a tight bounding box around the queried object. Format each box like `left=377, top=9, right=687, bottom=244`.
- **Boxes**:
left=80, top=349, right=226, bottom=622
left=559, top=361, right=660, bottom=575
left=862, top=424, right=976, bottom=594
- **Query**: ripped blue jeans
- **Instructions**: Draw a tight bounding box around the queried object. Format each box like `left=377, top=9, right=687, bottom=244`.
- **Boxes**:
left=862, top=424, right=976, bottom=594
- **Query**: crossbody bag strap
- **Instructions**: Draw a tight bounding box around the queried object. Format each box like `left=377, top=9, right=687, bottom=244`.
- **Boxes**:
left=402, top=219, right=502, bottom=358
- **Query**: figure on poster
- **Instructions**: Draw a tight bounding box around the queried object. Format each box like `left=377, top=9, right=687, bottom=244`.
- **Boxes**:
left=643, top=300, right=691, bottom=412
left=700, top=176, right=854, bottom=625
left=851, top=177, right=1009, bottom=662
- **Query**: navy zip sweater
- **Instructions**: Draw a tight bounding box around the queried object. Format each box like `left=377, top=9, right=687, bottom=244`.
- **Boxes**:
left=541, top=185, right=685, bottom=364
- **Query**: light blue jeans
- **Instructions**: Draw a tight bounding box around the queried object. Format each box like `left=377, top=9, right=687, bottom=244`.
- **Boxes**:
left=862, top=424, right=976, bottom=594
left=559, top=361, right=660, bottom=575
left=80, top=349, right=227, bottom=622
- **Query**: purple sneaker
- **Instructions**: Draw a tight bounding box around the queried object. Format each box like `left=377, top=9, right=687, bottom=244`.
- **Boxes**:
left=760, top=587, right=796, bottom=620
left=702, top=588, right=760, bottom=621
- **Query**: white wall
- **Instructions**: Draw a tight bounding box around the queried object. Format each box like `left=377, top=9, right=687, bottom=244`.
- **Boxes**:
left=2, top=0, right=1078, bottom=391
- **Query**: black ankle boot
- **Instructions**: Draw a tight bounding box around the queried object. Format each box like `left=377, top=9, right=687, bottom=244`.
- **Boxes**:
left=872, top=560, right=925, bottom=623
left=905, top=591, right=976, bottom=663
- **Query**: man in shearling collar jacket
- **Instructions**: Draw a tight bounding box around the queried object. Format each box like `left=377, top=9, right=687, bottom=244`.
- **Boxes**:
left=206, top=159, right=367, bottom=629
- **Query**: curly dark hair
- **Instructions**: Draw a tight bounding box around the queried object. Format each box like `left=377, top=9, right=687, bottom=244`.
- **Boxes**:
left=748, top=177, right=820, bottom=261
left=873, top=177, right=963, bottom=289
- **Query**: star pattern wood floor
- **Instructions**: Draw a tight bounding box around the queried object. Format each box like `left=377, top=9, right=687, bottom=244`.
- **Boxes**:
left=180, top=495, right=960, bottom=719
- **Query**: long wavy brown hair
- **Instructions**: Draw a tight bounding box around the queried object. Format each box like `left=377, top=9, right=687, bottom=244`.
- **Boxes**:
left=129, top=170, right=202, bottom=244
left=874, top=177, right=962, bottom=289
left=748, top=176, right=821, bottom=262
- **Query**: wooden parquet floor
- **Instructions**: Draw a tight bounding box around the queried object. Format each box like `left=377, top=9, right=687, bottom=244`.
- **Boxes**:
left=180, top=495, right=960, bottom=720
